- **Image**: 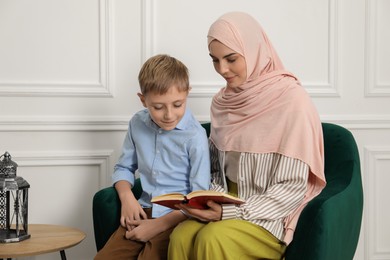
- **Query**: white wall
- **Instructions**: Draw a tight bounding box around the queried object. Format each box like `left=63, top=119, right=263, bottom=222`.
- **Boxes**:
left=0, top=0, right=389, bottom=259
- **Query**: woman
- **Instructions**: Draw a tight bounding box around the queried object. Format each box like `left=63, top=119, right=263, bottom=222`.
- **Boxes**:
left=168, top=12, right=326, bottom=260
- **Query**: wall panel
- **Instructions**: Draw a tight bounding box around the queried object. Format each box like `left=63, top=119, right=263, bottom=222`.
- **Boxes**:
left=364, top=147, right=390, bottom=259
left=0, top=0, right=112, bottom=97
left=149, top=0, right=338, bottom=99
left=365, top=0, right=390, bottom=96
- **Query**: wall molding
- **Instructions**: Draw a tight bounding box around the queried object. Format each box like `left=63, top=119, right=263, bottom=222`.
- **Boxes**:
left=1, top=115, right=390, bottom=132
left=0, top=0, right=113, bottom=97
left=320, top=115, right=390, bottom=130
left=0, top=116, right=130, bottom=132
left=141, top=0, right=154, bottom=63
left=11, top=150, right=113, bottom=188
left=364, top=147, right=390, bottom=259
left=364, top=0, right=390, bottom=97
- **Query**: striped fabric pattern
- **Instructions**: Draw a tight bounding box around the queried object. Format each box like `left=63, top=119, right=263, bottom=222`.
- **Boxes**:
left=210, top=141, right=309, bottom=241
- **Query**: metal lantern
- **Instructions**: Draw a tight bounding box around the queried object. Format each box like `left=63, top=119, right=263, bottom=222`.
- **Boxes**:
left=0, top=151, right=30, bottom=243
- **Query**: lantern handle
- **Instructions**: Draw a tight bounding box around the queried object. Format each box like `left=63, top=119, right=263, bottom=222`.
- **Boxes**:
left=1, top=151, right=11, bottom=160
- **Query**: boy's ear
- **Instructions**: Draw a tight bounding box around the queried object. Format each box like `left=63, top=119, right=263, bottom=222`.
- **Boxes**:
left=137, top=93, right=147, bottom=107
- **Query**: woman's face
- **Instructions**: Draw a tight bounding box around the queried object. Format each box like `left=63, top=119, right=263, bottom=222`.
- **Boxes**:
left=209, top=40, right=247, bottom=89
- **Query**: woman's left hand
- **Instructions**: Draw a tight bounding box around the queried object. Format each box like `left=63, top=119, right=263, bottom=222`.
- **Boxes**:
left=176, top=200, right=222, bottom=222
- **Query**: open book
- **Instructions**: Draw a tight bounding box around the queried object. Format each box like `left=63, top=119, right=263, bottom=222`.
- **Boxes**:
left=151, top=190, right=245, bottom=210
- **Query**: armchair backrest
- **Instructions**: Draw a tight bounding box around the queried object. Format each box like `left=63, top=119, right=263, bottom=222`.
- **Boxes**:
left=285, top=123, right=363, bottom=259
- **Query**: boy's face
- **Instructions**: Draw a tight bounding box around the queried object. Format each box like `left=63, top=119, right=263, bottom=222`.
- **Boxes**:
left=138, top=86, right=189, bottom=131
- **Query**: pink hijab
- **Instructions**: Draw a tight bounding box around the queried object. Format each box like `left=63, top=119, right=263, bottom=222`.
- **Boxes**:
left=208, top=12, right=326, bottom=244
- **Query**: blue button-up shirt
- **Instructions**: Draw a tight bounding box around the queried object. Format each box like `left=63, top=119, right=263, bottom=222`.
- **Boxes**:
left=112, top=107, right=210, bottom=217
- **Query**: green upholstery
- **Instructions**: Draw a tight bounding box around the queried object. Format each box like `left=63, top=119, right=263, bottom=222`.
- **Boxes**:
left=285, top=123, right=363, bottom=259
left=92, top=123, right=363, bottom=259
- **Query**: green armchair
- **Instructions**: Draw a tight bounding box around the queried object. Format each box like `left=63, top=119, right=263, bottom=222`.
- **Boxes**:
left=92, top=123, right=363, bottom=259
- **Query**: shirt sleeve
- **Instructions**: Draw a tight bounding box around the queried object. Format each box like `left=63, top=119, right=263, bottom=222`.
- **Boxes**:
left=209, top=140, right=226, bottom=192
left=111, top=122, right=137, bottom=187
left=222, top=154, right=309, bottom=221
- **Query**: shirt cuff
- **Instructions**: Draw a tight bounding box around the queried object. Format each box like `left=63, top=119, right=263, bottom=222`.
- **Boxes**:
left=112, top=169, right=135, bottom=187
left=221, top=204, right=237, bottom=220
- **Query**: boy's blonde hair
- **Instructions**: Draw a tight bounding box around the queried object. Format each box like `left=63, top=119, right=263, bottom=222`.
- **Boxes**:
left=138, top=54, right=190, bottom=95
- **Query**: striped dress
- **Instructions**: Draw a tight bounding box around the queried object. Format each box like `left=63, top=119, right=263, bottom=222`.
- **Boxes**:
left=210, top=141, right=309, bottom=241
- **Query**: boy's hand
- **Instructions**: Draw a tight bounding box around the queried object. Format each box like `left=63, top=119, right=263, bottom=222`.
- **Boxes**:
left=124, top=209, right=187, bottom=242
left=125, top=219, right=163, bottom=242
left=115, top=180, right=148, bottom=230
left=120, top=198, right=147, bottom=230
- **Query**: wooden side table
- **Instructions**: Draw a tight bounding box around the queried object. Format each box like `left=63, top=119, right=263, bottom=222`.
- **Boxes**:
left=0, top=224, right=86, bottom=260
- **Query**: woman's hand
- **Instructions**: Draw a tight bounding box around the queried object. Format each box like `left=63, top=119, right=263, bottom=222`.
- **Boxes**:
left=176, top=200, right=222, bottom=222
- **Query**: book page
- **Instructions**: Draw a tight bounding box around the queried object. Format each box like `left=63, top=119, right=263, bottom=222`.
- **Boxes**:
left=151, top=193, right=185, bottom=202
left=186, top=190, right=243, bottom=201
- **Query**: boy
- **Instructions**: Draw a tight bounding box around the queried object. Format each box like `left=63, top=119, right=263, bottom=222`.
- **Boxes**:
left=95, top=54, right=210, bottom=260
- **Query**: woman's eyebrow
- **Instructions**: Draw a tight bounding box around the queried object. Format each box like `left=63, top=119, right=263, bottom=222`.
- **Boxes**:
left=209, top=53, right=236, bottom=59
left=223, top=53, right=236, bottom=59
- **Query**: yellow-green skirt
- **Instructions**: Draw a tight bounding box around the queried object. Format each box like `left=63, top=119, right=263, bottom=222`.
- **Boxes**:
left=168, top=219, right=286, bottom=260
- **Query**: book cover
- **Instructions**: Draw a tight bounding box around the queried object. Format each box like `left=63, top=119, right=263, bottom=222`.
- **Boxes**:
left=151, top=190, right=245, bottom=210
